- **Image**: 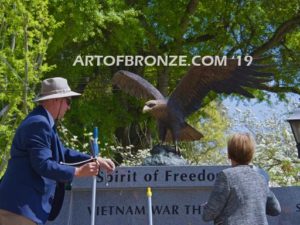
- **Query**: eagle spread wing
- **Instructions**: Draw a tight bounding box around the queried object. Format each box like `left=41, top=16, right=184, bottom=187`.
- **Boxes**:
left=168, top=58, right=273, bottom=118
left=112, top=70, right=164, bottom=100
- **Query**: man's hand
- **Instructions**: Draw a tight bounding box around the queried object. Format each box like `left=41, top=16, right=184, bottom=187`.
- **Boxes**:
left=74, top=161, right=99, bottom=177
left=74, top=157, right=115, bottom=177
left=96, top=157, right=115, bottom=173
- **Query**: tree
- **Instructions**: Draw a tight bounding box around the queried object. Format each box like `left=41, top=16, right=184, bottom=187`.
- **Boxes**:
left=55, top=0, right=300, bottom=151
left=1, top=1, right=300, bottom=176
left=181, top=100, right=230, bottom=165
left=45, top=0, right=146, bottom=149
left=123, top=0, right=300, bottom=97
left=0, top=0, right=57, bottom=175
left=227, top=97, right=300, bottom=186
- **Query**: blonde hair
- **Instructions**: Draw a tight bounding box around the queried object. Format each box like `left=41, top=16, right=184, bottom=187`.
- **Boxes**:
left=227, top=133, right=255, bottom=165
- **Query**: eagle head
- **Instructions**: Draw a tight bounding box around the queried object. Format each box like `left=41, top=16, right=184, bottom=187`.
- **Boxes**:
left=142, top=100, right=166, bottom=114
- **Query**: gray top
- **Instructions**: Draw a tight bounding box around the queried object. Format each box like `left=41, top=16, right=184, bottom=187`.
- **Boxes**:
left=202, top=165, right=281, bottom=225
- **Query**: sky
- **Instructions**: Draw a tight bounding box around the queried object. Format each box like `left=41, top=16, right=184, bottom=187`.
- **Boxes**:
left=223, top=93, right=300, bottom=133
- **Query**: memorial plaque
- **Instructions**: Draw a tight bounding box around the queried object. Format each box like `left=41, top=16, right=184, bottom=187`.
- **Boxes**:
left=46, top=166, right=300, bottom=225
left=74, top=166, right=228, bottom=189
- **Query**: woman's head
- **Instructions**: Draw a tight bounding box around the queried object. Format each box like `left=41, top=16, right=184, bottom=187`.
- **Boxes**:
left=227, top=133, right=255, bottom=165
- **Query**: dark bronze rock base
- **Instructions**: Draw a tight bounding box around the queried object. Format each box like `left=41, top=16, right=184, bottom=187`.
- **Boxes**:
left=141, top=144, right=188, bottom=166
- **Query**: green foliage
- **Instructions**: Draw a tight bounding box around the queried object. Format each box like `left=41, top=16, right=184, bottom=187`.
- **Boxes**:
left=64, top=76, right=144, bottom=144
left=47, top=0, right=143, bottom=76
left=46, top=0, right=300, bottom=156
left=0, top=0, right=299, bottom=188
left=115, top=145, right=151, bottom=166
left=181, top=101, right=229, bottom=165
left=228, top=100, right=300, bottom=186
left=0, top=0, right=57, bottom=175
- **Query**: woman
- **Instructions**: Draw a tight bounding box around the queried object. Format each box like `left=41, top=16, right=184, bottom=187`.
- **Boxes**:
left=202, top=133, right=281, bottom=225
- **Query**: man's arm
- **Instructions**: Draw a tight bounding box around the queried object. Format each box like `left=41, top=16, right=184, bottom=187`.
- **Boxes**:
left=26, top=120, right=75, bottom=182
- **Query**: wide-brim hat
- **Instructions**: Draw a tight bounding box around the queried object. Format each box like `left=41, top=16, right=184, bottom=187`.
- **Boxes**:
left=34, top=77, right=81, bottom=102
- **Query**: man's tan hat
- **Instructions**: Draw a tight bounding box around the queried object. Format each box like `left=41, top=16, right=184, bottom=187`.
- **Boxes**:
left=34, top=77, right=81, bottom=102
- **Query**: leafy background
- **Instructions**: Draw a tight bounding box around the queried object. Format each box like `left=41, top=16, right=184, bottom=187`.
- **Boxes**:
left=0, top=0, right=299, bottom=186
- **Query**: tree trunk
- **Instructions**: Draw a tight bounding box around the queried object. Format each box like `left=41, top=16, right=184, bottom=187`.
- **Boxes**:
left=23, top=16, right=29, bottom=114
left=157, top=66, right=170, bottom=96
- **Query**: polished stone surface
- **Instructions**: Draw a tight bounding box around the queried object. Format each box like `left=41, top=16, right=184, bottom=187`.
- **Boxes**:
left=46, top=166, right=300, bottom=225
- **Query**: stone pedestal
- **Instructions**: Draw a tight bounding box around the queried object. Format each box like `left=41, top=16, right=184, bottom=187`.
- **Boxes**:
left=46, top=166, right=300, bottom=225
left=142, top=145, right=188, bottom=166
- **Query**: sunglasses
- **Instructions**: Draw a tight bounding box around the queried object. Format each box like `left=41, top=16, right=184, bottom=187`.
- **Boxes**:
left=66, top=98, right=72, bottom=106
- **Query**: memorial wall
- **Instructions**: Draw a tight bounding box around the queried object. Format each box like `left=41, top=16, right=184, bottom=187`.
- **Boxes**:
left=47, top=166, right=300, bottom=225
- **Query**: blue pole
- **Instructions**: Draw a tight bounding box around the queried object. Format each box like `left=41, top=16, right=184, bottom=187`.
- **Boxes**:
left=91, top=127, right=99, bottom=225
left=93, top=127, right=99, bottom=157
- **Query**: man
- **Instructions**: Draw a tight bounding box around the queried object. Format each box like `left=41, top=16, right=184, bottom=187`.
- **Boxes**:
left=0, top=77, right=115, bottom=225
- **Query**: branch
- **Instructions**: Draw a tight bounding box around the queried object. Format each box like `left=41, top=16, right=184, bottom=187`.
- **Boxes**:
left=252, top=13, right=300, bottom=57
left=0, top=56, right=24, bottom=85
left=23, top=15, right=29, bottom=114
left=179, top=0, right=199, bottom=29
left=281, top=43, right=299, bottom=61
left=137, top=14, right=162, bottom=55
left=185, top=34, right=215, bottom=44
left=10, top=3, right=16, bottom=52
left=0, top=104, right=9, bottom=118
left=172, top=0, right=202, bottom=50
left=241, top=15, right=257, bottom=54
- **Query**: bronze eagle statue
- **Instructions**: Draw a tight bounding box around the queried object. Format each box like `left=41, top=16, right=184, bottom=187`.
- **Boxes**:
left=112, top=58, right=273, bottom=149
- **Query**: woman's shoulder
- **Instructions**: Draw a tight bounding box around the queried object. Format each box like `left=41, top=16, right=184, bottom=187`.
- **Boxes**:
left=222, top=166, right=267, bottom=185
left=222, top=166, right=259, bottom=177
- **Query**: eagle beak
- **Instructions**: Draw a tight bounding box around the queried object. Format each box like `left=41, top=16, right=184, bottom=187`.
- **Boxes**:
left=142, top=105, right=150, bottom=113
